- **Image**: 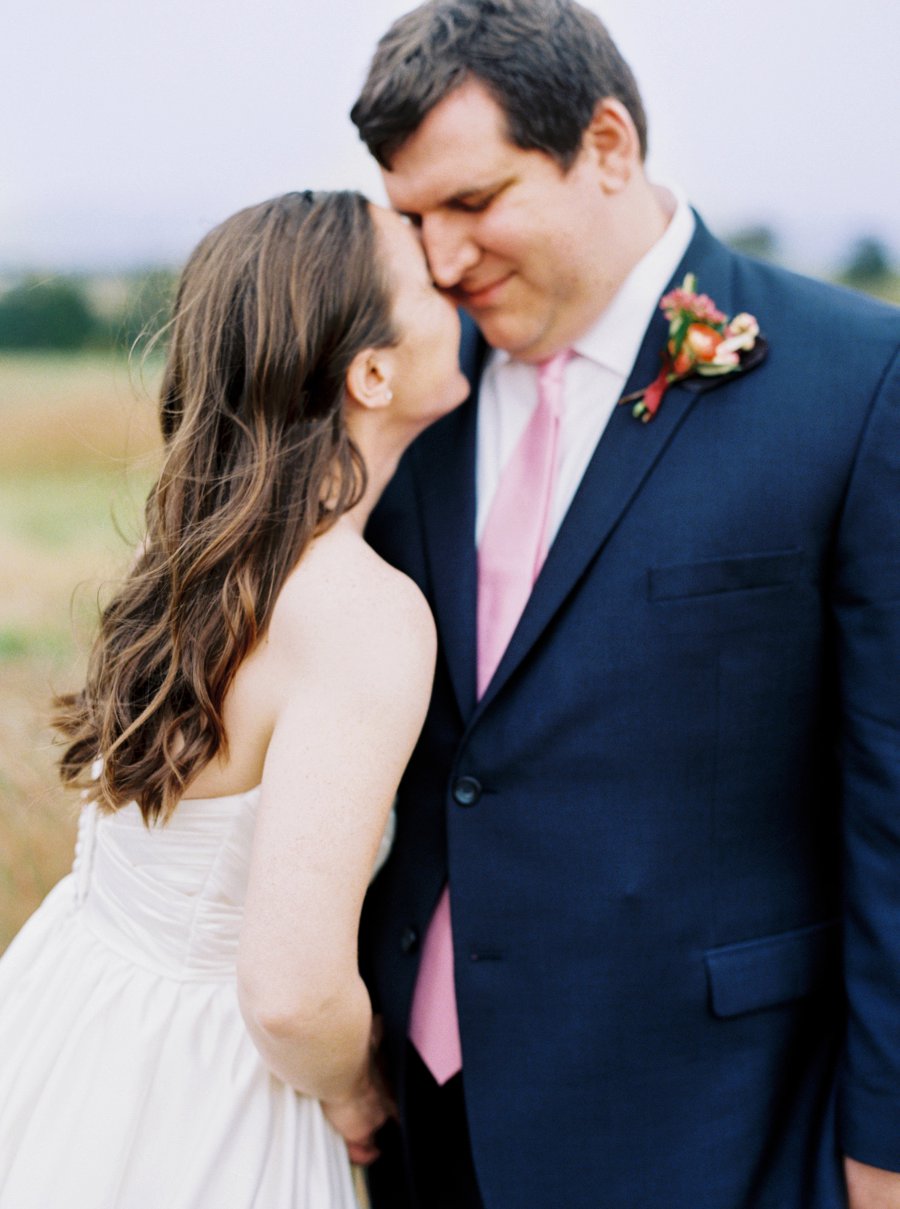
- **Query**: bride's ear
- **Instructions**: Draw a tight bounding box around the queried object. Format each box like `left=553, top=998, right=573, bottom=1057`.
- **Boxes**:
left=345, top=347, right=395, bottom=411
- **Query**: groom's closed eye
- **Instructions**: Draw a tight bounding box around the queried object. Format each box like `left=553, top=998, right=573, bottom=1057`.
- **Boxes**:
left=447, top=175, right=516, bottom=213
left=448, top=192, right=497, bottom=213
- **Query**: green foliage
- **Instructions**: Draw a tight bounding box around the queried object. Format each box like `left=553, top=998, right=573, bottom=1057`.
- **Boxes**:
left=0, top=627, right=71, bottom=662
left=726, top=224, right=781, bottom=263
left=0, top=269, right=178, bottom=354
left=0, top=278, right=97, bottom=351
left=840, top=236, right=894, bottom=287
left=0, top=629, right=30, bottom=660
left=114, top=269, right=178, bottom=356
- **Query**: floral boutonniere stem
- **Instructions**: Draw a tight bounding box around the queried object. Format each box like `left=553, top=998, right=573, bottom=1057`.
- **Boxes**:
left=620, top=273, right=760, bottom=422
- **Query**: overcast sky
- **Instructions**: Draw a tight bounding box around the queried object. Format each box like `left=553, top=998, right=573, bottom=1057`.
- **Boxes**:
left=3, top=0, right=898, bottom=272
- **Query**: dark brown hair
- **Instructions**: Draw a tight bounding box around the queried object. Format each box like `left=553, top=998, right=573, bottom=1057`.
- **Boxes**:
left=54, top=191, right=398, bottom=823
left=350, top=0, right=648, bottom=170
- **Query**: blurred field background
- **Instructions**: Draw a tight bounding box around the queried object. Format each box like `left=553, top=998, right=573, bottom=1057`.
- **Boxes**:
left=0, top=247, right=898, bottom=956
left=0, top=349, right=162, bottom=951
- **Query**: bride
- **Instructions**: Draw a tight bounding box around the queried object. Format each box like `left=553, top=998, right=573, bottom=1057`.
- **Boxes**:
left=0, top=190, right=468, bottom=1207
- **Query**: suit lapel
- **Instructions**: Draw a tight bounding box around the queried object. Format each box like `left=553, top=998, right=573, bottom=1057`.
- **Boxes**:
left=475, top=216, right=738, bottom=714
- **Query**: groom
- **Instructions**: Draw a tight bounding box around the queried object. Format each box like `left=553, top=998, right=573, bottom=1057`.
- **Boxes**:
left=349, top=2, right=900, bottom=1206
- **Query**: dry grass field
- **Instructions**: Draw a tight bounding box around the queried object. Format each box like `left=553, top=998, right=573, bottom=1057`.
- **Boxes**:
left=0, top=352, right=161, bottom=951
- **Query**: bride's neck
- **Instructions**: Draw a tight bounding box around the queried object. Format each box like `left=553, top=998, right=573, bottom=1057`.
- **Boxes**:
left=339, top=413, right=411, bottom=537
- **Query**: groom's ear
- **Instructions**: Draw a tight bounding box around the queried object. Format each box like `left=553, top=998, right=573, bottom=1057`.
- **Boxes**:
left=585, top=98, right=641, bottom=193
left=345, top=347, right=395, bottom=411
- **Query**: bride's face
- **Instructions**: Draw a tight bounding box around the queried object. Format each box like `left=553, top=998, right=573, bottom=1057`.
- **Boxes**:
left=371, top=205, right=471, bottom=432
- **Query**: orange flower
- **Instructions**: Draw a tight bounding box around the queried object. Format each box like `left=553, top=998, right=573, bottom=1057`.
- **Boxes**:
left=672, top=323, right=722, bottom=373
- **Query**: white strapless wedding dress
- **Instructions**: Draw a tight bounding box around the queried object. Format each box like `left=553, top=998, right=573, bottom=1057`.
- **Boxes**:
left=0, top=787, right=392, bottom=1208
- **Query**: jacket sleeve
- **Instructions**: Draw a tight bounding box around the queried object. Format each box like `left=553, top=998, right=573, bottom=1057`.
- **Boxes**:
left=834, top=342, right=900, bottom=1169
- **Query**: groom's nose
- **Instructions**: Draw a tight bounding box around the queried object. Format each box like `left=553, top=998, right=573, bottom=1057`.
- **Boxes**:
left=420, top=213, right=480, bottom=289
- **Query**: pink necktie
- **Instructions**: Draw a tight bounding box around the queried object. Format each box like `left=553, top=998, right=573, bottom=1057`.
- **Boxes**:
left=408, top=350, right=572, bottom=1085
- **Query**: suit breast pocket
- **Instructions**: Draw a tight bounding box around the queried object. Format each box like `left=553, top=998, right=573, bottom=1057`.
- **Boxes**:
left=648, top=549, right=807, bottom=602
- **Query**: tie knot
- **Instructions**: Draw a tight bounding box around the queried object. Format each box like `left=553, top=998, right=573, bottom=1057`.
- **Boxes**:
left=536, top=349, right=572, bottom=417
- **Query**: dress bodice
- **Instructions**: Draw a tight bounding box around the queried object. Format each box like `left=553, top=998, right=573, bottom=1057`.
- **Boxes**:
left=74, top=790, right=260, bottom=981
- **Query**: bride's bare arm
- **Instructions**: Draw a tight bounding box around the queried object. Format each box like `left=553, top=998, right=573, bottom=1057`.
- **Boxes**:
left=236, top=544, right=435, bottom=1107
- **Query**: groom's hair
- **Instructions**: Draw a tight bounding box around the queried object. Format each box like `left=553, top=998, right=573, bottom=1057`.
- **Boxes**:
left=351, top=0, right=647, bottom=170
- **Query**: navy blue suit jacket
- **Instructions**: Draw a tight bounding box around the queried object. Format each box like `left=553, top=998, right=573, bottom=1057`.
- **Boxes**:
left=363, top=215, right=900, bottom=1209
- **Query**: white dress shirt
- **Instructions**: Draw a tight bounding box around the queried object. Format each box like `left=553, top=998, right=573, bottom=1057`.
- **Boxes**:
left=475, top=188, right=696, bottom=545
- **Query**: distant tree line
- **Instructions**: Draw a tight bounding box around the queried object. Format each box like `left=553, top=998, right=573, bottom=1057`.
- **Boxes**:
left=0, top=270, right=177, bottom=353
left=726, top=228, right=897, bottom=296
left=0, top=233, right=896, bottom=354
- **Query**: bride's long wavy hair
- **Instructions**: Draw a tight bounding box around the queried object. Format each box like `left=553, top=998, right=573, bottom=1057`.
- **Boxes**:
left=54, top=191, right=397, bottom=824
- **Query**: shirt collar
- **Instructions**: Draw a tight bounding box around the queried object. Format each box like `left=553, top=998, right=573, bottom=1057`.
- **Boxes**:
left=572, top=184, right=695, bottom=377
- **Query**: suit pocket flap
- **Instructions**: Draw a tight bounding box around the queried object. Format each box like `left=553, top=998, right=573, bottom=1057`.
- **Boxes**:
left=704, top=920, right=838, bottom=1019
left=649, top=549, right=805, bottom=601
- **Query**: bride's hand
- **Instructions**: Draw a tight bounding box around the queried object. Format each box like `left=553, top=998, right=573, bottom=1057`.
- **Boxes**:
left=322, top=1018, right=397, bottom=1165
left=322, top=1081, right=391, bottom=1165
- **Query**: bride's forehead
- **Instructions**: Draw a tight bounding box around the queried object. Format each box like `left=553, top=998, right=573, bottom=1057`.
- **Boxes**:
left=370, top=208, right=429, bottom=276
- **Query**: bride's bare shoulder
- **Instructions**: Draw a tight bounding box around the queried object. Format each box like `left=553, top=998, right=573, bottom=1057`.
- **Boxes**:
left=265, top=523, right=436, bottom=690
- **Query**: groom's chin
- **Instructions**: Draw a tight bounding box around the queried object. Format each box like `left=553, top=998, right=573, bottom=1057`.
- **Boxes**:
left=461, top=299, right=578, bottom=365
left=462, top=310, right=537, bottom=360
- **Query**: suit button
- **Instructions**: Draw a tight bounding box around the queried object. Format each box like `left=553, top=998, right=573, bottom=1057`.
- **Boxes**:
left=453, top=776, right=482, bottom=807
left=400, top=926, right=419, bottom=955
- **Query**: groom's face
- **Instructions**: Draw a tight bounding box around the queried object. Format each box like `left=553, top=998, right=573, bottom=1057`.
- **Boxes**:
left=383, top=79, right=620, bottom=364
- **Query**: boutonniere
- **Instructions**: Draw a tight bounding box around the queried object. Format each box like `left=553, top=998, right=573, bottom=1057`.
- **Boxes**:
left=620, top=274, right=764, bottom=422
